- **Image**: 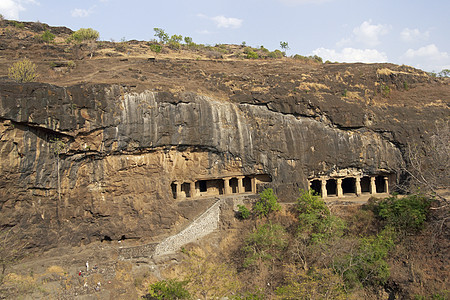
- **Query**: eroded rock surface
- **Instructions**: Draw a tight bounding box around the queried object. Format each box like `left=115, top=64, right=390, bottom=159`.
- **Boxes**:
left=0, top=62, right=449, bottom=251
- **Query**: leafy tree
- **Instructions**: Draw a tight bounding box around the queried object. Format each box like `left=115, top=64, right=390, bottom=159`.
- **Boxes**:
left=184, top=36, right=193, bottom=45
left=154, top=28, right=169, bottom=43
left=280, top=41, right=289, bottom=51
left=148, top=279, right=191, bottom=300
left=168, top=34, right=183, bottom=50
left=368, top=194, right=431, bottom=234
left=333, top=227, right=395, bottom=288
left=437, top=69, right=450, bottom=77
left=297, top=189, right=345, bottom=243
left=8, top=58, right=38, bottom=83
left=243, top=222, right=288, bottom=267
left=70, top=28, right=99, bottom=43
left=40, top=30, right=55, bottom=44
left=253, top=188, right=281, bottom=218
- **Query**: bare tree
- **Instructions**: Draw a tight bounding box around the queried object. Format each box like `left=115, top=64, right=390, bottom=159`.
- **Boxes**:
left=0, top=228, right=28, bottom=285
left=401, top=120, right=449, bottom=203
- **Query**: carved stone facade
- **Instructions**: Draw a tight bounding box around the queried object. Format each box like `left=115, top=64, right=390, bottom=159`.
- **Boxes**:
left=309, top=173, right=393, bottom=199
left=171, top=174, right=270, bottom=200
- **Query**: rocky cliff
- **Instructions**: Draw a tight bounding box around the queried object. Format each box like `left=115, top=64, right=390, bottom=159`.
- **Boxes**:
left=1, top=52, right=449, bottom=251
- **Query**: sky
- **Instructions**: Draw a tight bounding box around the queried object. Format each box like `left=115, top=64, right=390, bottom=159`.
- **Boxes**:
left=1, top=0, right=449, bottom=72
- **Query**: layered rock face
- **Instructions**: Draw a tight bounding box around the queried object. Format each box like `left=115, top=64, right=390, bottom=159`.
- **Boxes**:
left=0, top=67, right=447, bottom=250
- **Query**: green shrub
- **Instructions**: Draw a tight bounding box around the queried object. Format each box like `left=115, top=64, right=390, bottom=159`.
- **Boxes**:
left=253, top=52, right=261, bottom=58
left=243, top=222, right=288, bottom=267
left=253, top=188, right=281, bottom=218
left=154, top=28, right=169, bottom=43
left=259, top=46, right=269, bottom=53
left=12, top=21, right=25, bottom=29
left=368, top=194, right=431, bottom=233
left=334, top=227, right=395, bottom=288
left=237, top=205, right=251, bottom=220
left=149, top=43, right=162, bottom=53
left=184, top=36, right=193, bottom=45
left=40, top=30, right=55, bottom=43
left=148, top=279, right=191, bottom=300
left=293, top=54, right=323, bottom=64
left=381, top=84, right=391, bottom=97
left=8, top=59, right=38, bottom=83
left=267, top=50, right=284, bottom=59
left=297, top=189, right=345, bottom=243
left=70, top=28, right=99, bottom=43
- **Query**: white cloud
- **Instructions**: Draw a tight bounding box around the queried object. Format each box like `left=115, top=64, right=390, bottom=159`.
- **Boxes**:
left=400, top=28, right=429, bottom=42
left=352, top=20, right=390, bottom=47
left=402, top=44, right=449, bottom=72
left=197, top=14, right=243, bottom=29
left=279, top=0, right=332, bottom=4
left=404, top=44, right=448, bottom=60
left=312, top=47, right=388, bottom=63
left=0, top=0, right=38, bottom=20
left=71, top=7, right=95, bottom=18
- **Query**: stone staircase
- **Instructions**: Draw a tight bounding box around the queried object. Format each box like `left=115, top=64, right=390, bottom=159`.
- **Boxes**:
left=118, top=197, right=224, bottom=260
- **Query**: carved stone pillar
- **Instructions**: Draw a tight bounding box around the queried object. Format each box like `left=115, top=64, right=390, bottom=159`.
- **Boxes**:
left=321, top=179, right=327, bottom=198
left=175, top=182, right=182, bottom=200
left=251, top=176, right=256, bottom=193
left=384, top=176, right=389, bottom=194
left=337, top=178, right=343, bottom=198
left=370, top=176, right=376, bottom=194
left=223, top=177, right=231, bottom=195
left=355, top=176, right=362, bottom=196
left=237, top=176, right=245, bottom=193
left=189, top=181, right=196, bottom=198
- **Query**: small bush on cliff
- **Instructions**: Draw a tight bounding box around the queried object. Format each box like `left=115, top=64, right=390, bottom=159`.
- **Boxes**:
left=8, top=59, right=38, bottom=83
left=333, top=227, right=395, bottom=288
left=367, top=194, right=431, bottom=234
left=40, top=30, right=55, bottom=44
left=297, top=189, right=345, bottom=243
left=253, top=188, right=281, bottom=218
left=69, top=28, right=99, bottom=43
left=243, top=222, right=288, bottom=267
left=148, top=279, right=191, bottom=299
left=237, top=205, right=251, bottom=220
left=154, top=28, right=169, bottom=43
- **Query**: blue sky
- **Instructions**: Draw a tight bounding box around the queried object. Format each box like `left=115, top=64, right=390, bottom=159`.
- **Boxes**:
left=1, top=0, right=449, bottom=72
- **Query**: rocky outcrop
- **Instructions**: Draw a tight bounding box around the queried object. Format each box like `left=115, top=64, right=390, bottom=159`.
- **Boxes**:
left=0, top=64, right=448, bottom=251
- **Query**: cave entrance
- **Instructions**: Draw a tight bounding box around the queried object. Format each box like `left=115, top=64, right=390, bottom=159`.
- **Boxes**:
left=326, top=179, right=337, bottom=196
left=171, top=182, right=177, bottom=199
left=243, top=176, right=252, bottom=192
left=181, top=182, right=191, bottom=198
left=206, top=179, right=224, bottom=195
left=361, top=176, right=371, bottom=193
left=376, top=176, right=386, bottom=193
left=310, top=179, right=321, bottom=196
left=342, top=177, right=356, bottom=195
left=198, top=180, right=207, bottom=193
left=230, top=178, right=238, bottom=193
